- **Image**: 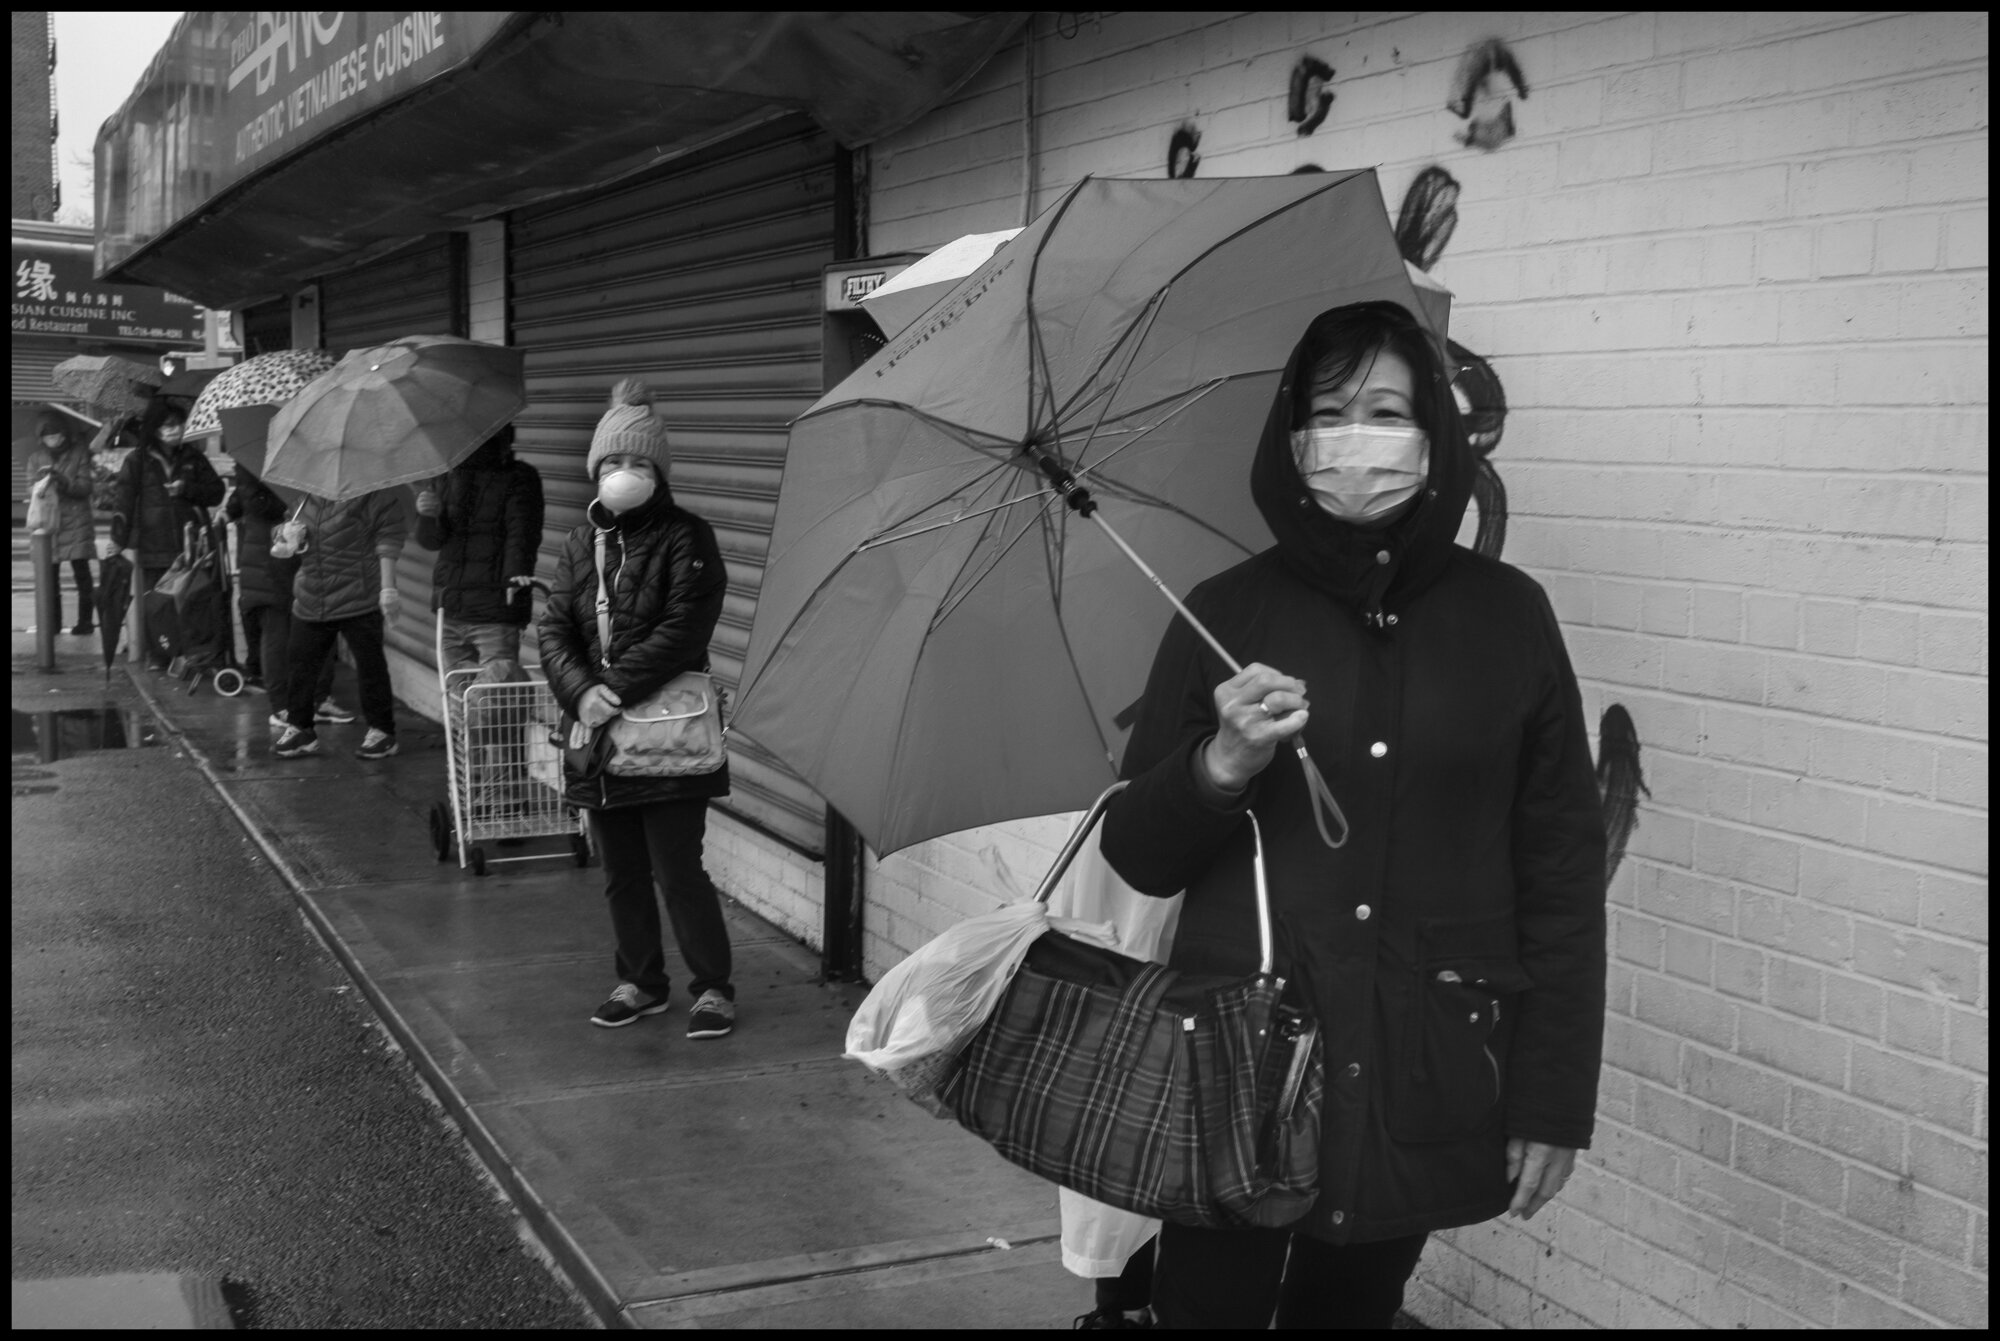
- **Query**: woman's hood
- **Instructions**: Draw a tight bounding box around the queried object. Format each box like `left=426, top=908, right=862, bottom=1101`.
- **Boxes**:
left=1247, top=321, right=1473, bottom=624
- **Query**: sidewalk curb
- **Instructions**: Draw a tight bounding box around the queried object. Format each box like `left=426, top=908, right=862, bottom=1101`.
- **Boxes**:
left=124, top=667, right=631, bottom=1330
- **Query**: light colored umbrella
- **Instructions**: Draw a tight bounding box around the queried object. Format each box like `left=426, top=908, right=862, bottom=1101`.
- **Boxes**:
left=263, top=335, right=526, bottom=502
left=51, top=354, right=165, bottom=415
left=183, top=349, right=339, bottom=440
left=735, top=171, right=1445, bottom=854
left=860, top=228, right=1024, bottom=339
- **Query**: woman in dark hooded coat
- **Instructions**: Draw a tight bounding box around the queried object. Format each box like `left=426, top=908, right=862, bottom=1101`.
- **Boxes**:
left=1099, top=301, right=1606, bottom=1329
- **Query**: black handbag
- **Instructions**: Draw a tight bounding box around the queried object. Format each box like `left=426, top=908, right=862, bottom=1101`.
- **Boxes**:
left=941, top=783, right=1325, bottom=1230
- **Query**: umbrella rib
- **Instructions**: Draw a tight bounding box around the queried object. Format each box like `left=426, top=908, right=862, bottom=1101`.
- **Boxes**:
left=926, top=483, right=1066, bottom=632
left=1038, top=498, right=1120, bottom=775
left=855, top=486, right=1057, bottom=554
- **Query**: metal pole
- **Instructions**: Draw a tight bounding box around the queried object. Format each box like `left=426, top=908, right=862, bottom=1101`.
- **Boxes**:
left=30, top=529, right=57, bottom=671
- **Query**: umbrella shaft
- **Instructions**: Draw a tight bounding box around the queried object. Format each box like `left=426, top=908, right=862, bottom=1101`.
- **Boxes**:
left=1088, top=512, right=1244, bottom=675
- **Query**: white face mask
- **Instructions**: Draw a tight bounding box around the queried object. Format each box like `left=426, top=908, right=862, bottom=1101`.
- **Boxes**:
left=597, top=466, right=657, bottom=514
left=40, top=434, right=65, bottom=450
left=1290, top=424, right=1430, bottom=523
left=158, top=423, right=185, bottom=445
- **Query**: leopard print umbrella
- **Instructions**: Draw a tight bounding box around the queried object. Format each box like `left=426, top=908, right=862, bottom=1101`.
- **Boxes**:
left=183, top=349, right=338, bottom=440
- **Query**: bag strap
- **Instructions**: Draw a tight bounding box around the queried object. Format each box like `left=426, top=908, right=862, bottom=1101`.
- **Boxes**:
left=592, top=529, right=613, bottom=672
left=1034, top=781, right=1274, bottom=977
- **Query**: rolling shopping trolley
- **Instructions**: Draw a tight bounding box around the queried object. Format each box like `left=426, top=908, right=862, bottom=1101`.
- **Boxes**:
left=426, top=582, right=591, bottom=876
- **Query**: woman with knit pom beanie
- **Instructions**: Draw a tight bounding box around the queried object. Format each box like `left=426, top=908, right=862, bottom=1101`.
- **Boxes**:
left=538, top=379, right=738, bottom=1037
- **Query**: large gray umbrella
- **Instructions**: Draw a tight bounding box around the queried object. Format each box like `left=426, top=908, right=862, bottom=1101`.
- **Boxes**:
left=734, top=171, right=1443, bottom=854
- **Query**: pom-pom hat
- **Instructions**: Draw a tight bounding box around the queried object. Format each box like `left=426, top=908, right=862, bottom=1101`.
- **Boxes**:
left=587, top=377, right=673, bottom=480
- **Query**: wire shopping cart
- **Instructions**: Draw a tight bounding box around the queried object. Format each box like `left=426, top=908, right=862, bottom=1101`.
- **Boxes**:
left=427, top=582, right=590, bottom=876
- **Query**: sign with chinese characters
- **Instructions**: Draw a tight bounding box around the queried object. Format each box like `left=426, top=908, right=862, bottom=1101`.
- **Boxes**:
left=12, top=242, right=206, bottom=345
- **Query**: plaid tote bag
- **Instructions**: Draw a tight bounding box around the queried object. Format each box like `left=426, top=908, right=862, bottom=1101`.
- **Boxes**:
left=941, top=792, right=1324, bottom=1230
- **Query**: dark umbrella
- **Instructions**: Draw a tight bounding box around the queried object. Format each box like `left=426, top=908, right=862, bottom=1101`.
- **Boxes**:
left=96, top=551, right=134, bottom=686
left=159, top=366, right=225, bottom=401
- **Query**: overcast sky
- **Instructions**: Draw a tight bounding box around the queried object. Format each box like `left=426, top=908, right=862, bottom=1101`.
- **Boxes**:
left=52, top=11, right=187, bottom=224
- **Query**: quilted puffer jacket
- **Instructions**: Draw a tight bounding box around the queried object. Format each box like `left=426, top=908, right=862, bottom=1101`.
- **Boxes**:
left=289, top=491, right=407, bottom=623
left=537, top=487, right=730, bottom=810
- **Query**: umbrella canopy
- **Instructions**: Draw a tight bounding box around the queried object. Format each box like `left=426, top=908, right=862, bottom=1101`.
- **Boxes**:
left=11, top=402, right=101, bottom=464
left=51, top=354, right=165, bottom=416
left=96, top=550, right=134, bottom=685
left=263, top=335, right=527, bottom=502
left=183, top=349, right=338, bottom=440
left=734, top=171, right=1445, bottom=855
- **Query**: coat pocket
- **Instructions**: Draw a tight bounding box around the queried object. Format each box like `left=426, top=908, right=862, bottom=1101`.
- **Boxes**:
left=1386, top=914, right=1534, bottom=1144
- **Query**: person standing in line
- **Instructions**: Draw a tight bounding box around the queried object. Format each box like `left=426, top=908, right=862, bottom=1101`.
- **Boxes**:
left=1101, top=302, right=1607, bottom=1329
left=415, top=423, right=545, bottom=812
left=111, top=396, right=224, bottom=669
left=25, top=412, right=99, bottom=636
left=537, top=379, right=737, bottom=1038
left=271, top=487, right=405, bottom=760
left=228, top=463, right=338, bottom=731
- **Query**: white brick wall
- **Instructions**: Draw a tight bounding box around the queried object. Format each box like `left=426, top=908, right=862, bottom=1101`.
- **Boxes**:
left=859, top=9, right=1988, bottom=1329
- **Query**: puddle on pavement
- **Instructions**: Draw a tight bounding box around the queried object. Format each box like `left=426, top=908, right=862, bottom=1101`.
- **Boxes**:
left=10, top=707, right=163, bottom=767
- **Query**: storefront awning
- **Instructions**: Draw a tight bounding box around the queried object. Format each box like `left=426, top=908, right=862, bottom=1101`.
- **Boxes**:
left=96, top=11, right=1027, bottom=310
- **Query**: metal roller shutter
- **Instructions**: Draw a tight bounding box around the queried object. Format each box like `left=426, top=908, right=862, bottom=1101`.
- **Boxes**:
left=316, top=234, right=466, bottom=671
left=509, top=115, right=836, bottom=855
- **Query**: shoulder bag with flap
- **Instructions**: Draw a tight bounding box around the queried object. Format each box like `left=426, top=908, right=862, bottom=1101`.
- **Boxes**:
left=592, top=529, right=726, bottom=778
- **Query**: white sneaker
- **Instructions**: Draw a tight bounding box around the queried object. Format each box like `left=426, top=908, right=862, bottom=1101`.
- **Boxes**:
left=268, top=709, right=289, bottom=729
left=314, top=698, right=357, bottom=724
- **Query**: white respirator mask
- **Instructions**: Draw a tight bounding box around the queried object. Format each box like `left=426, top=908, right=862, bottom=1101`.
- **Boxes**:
left=1290, top=424, right=1430, bottom=524
left=597, top=466, right=657, bottom=514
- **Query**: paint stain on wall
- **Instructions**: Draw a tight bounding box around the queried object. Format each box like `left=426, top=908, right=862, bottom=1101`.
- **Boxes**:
left=1395, top=165, right=1461, bottom=274
left=1167, top=122, right=1201, bottom=178
left=1288, top=56, right=1336, bottom=134
left=1447, top=37, right=1529, bottom=152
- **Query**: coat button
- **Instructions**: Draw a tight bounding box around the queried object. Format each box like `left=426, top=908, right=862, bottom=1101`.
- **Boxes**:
left=1331, top=1210, right=1346, bottom=1225
left=1345, top=1062, right=1360, bottom=1079
left=1375, top=549, right=1391, bottom=565
left=1469, top=1011, right=1481, bottom=1023
left=1370, top=741, right=1388, bottom=758
left=1386, top=614, right=1398, bottom=626
left=1355, top=904, right=1371, bottom=920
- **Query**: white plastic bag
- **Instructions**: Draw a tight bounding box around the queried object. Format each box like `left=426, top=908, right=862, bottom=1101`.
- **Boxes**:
left=845, top=897, right=1119, bottom=1115
left=1046, top=827, right=1183, bottom=1280
left=26, top=476, right=57, bottom=534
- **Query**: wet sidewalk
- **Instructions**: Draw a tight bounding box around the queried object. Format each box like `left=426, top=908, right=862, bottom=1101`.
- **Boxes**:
left=15, top=613, right=1091, bottom=1325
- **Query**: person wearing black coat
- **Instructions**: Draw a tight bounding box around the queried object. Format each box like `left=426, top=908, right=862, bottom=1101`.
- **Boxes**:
left=111, top=397, right=224, bottom=669
left=1100, top=302, right=1607, bottom=1330
left=415, top=424, right=545, bottom=667
left=537, top=379, right=737, bottom=1039
left=417, top=425, right=545, bottom=814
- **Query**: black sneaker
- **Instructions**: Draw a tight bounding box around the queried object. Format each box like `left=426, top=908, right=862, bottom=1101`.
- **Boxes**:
left=273, top=726, right=320, bottom=758
left=353, top=728, right=399, bottom=760
left=591, top=983, right=670, bottom=1028
left=686, top=989, right=736, bottom=1039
